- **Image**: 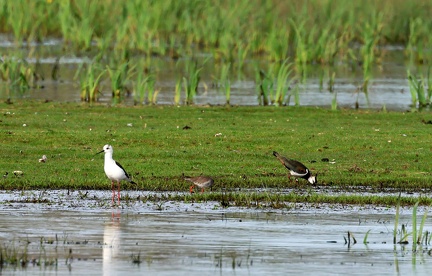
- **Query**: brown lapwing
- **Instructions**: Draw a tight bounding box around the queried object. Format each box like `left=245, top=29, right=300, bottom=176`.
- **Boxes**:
left=97, top=144, right=137, bottom=205
left=185, top=176, right=214, bottom=193
left=273, top=151, right=317, bottom=185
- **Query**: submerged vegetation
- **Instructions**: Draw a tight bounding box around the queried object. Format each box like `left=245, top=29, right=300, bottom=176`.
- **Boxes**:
left=0, top=1, right=432, bottom=107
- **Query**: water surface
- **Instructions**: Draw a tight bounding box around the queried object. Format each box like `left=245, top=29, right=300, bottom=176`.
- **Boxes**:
left=0, top=190, right=431, bottom=275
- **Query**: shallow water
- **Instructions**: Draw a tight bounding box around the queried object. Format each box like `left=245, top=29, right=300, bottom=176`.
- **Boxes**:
left=0, top=190, right=431, bottom=275
left=0, top=38, right=419, bottom=110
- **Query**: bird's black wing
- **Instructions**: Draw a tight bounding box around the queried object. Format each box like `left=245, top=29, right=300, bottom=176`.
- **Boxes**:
left=115, top=161, right=136, bottom=183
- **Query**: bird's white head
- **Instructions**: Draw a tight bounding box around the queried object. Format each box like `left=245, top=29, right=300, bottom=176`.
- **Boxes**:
left=97, top=144, right=113, bottom=155
left=308, top=174, right=317, bottom=185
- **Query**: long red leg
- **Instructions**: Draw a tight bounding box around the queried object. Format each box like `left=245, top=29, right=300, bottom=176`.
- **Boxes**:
left=117, top=181, right=121, bottom=205
left=111, top=181, right=115, bottom=205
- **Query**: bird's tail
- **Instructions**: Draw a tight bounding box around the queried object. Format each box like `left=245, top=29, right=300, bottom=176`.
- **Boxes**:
left=129, top=180, right=137, bottom=185
left=272, top=151, right=280, bottom=158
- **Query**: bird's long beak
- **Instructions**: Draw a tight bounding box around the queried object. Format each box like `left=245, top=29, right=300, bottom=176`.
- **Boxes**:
left=96, top=150, right=104, bottom=155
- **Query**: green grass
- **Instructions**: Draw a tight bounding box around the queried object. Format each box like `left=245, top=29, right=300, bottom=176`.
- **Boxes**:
left=1, top=101, right=432, bottom=206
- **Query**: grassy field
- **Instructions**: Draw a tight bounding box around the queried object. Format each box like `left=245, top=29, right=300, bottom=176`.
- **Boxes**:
left=1, top=101, right=431, bottom=206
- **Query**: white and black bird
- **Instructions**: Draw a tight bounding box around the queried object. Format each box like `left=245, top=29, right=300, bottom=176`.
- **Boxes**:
left=273, top=151, right=317, bottom=185
left=97, top=144, right=137, bottom=205
left=184, top=176, right=214, bottom=193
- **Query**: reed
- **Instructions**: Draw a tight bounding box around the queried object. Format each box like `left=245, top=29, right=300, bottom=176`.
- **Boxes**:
left=181, top=60, right=204, bottom=105
left=393, top=197, right=400, bottom=244
left=360, top=11, right=383, bottom=101
left=266, top=27, right=290, bottom=62
left=133, top=64, right=148, bottom=105
left=412, top=201, right=418, bottom=250
left=406, top=18, right=427, bottom=64
left=236, top=41, right=250, bottom=71
left=417, top=204, right=429, bottom=245
left=106, top=62, right=132, bottom=104
left=407, top=70, right=428, bottom=108
left=4, top=2, right=432, bottom=109
left=174, top=78, right=182, bottom=106
left=0, top=56, right=31, bottom=91
left=75, top=61, right=105, bottom=103
left=292, top=84, right=301, bottom=107
left=148, top=83, right=160, bottom=105
left=331, top=92, right=338, bottom=111
left=219, top=63, right=231, bottom=105
left=290, top=19, right=309, bottom=67
left=426, top=66, right=432, bottom=104
left=273, top=60, right=294, bottom=106
left=1, top=1, right=432, bottom=62
left=255, top=68, right=272, bottom=106
left=363, top=229, right=371, bottom=244
left=328, top=71, right=335, bottom=93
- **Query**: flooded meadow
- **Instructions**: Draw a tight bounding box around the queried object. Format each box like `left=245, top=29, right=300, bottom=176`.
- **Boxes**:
left=0, top=36, right=421, bottom=111
left=0, top=0, right=432, bottom=276
left=1, top=190, right=432, bottom=275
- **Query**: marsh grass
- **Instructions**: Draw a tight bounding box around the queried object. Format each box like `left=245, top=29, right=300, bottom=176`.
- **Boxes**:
left=406, top=18, right=428, bottom=64
left=407, top=70, right=426, bottom=108
left=394, top=198, right=401, bottom=244
left=331, top=92, right=338, bottom=111
left=417, top=204, right=429, bottom=245
left=106, top=62, right=133, bottom=104
left=412, top=201, right=418, bottom=249
left=174, top=78, right=182, bottom=106
left=2, top=1, right=432, bottom=66
left=363, top=230, right=372, bottom=245
left=75, top=62, right=105, bottom=102
left=3, top=1, right=432, bottom=108
left=0, top=240, right=58, bottom=269
left=393, top=200, right=431, bottom=250
left=256, top=69, right=271, bottom=106
left=360, top=11, right=383, bottom=94
left=273, top=60, right=294, bottom=106
left=218, top=63, right=231, bottom=105
left=182, top=60, right=204, bottom=105
left=0, top=56, right=32, bottom=91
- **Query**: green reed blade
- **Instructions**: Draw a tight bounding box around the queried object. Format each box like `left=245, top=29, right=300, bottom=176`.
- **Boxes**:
left=418, top=204, right=429, bottom=244
left=363, top=229, right=371, bottom=244
left=412, top=201, right=418, bottom=248
left=394, top=195, right=400, bottom=244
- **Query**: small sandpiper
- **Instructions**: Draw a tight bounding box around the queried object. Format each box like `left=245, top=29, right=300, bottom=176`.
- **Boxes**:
left=97, top=144, right=137, bottom=205
left=184, top=176, right=214, bottom=193
left=273, top=151, right=317, bottom=185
